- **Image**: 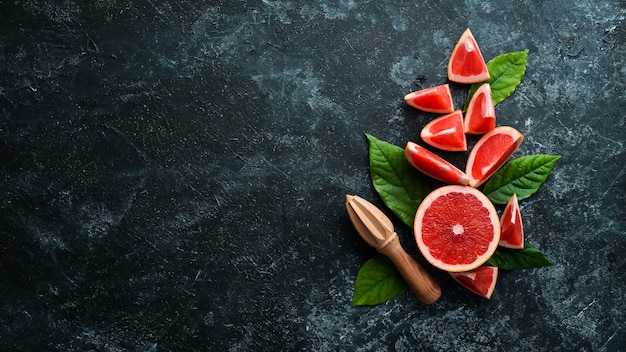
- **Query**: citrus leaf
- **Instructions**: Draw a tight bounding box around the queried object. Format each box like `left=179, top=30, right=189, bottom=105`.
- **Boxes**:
left=464, top=50, right=529, bottom=109
left=483, top=155, right=561, bottom=204
left=366, top=133, right=433, bottom=228
left=486, top=241, right=553, bottom=270
left=352, top=254, right=407, bottom=306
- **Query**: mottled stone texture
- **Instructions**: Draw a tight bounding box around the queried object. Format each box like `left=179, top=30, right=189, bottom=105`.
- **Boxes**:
left=0, top=1, right=624, bottom=351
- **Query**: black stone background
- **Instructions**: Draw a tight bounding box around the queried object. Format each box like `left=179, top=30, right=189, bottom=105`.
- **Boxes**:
left=1, top=1, right=625, bottom=351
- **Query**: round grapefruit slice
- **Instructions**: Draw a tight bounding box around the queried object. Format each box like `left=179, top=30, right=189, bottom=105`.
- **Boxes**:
left=465, top=126, right=524, bottom=188
left=499, top=193, right=524, bottom=249
left=404, top=84, right=454, bottom=114
left=449, top=266, right=498, bottom=299
left=404, top=142, right=469, bottom=185
left=420, top=110, right=467, bottom=152
left=464, top=83, right=496, bottom=134
left=414, top=185, right=500, bottom=272
left=448, top=28, right=490, bottom=84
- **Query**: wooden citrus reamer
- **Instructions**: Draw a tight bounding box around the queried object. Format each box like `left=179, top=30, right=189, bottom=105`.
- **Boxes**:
left=346, top=195, right=441, bottom=304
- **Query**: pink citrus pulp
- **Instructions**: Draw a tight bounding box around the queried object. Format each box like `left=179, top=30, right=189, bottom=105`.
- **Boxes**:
left=404, top=142, right=470, bottom=186
left=420, top=111, right=467, bottom=152
left=465, top=126, right=524, bottom=188
left=448, top=28, right=490, bottom=84
left=404, top=84, right=455, bottom=114
left=499, top=193, right=525, bottom=249
left=464, top=83, right=496, bottom=134
left=414, top=185, right=500, bottom=272
left=449, top=266, right=498, bottom=299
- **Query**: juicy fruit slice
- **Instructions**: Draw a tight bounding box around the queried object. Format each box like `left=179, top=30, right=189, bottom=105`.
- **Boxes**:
left=414, top=185, right=500, bottom=272
left=464, top=83, right=496, bottom=134
left=500, top=193, right=524, bottom=249
left=404, top=84, right=454, bottom=114
left=448, top=28, right=490, bottom=84
left=420, top=111, right=467, bottom=152
left=450, top=266, right=498, bottom=299
left=465, top=126, right=524, bottom=188
left=404, top=142, right=470, bottom=185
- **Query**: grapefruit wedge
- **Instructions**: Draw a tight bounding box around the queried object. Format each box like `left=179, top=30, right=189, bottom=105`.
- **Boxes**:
left=448, top=28, right=490, bottom=84
left=464, top=83, right=496, bottom=134
left=404, top=142, right=470, bottom=185
left=420, top=110, right=467, bottom=152
left=500, top=194, right=524, bottom=249
left=414, top=185, right=500, bottom=272
left=404, top=84, right=454, bottom=114
left=465, top=126, right=524, bottom=188
left=450, top=266, right=498, bottom=299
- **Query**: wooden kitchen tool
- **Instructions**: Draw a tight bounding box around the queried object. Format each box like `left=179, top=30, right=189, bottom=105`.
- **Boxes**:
left=346, top=195, right=441, bottom=304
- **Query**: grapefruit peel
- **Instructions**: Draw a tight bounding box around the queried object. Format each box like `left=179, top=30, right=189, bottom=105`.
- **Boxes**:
left=351, top=29, right=559, bottom=305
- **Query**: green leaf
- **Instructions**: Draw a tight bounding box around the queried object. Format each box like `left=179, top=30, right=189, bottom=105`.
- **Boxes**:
left=352, top=254, right=407, bottom=306
left=366, top=134, right=433, bottom=228
left=483, top=154, right=561, bottom=204
left=464, top=50, right=529, bottom=109
left=486, top=241, right=553, bottom=270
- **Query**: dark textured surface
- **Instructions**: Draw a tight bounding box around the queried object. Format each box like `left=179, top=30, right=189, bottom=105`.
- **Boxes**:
left=1, top=1, right=625, bottom=351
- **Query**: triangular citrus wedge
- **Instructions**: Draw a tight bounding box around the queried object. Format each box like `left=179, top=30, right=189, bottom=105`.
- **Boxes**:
left=449, top=266, right=498, bottom=299
left=464, top=83, right=496, bottom=134
left=500, top=193, right=524, bottom=249
left=420, top=111, right=467, bottom=151
left=448, top=28, right=490, bottom=84
left=404, top=84, right=454, bottom=114
left=404, top=142, right=469, bottom=185
left=465, top=126, right=524, bottom=188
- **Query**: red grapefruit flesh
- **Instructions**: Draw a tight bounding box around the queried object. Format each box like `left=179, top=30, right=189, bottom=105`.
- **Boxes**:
left=500, top=194, right=524, bottom=249
left=464, top=83, right=496, bottom=135
left=449, top=266, right=498, bottom=299
left=465, top=126, right=524, bottom=188
left=414, top=185, right=500, bottom=272
left=404, top=84, right=454, bottom=114
left=420, top=111, right=467, bottom=152
left=448, top=28, right=490, bottom=84
left=404, top=142, right=470, bottom=186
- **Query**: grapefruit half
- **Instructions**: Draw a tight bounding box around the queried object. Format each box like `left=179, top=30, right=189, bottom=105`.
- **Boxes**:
left=449, top=266, right=498, bottom=299
left=499, top=193, right=524, bottom=249
left=464, top=83, right=496, bottom=134
left=420, top=110, right=467, bottom=152
left=414, top=185, right=500, bottom=272
left=404, top=84, right=454, bottom=114
left=404, top=142, right=470, bottom=186
left=448, top=28, right=490, bottom=84
left=465, top=126, right=524, bottom=188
